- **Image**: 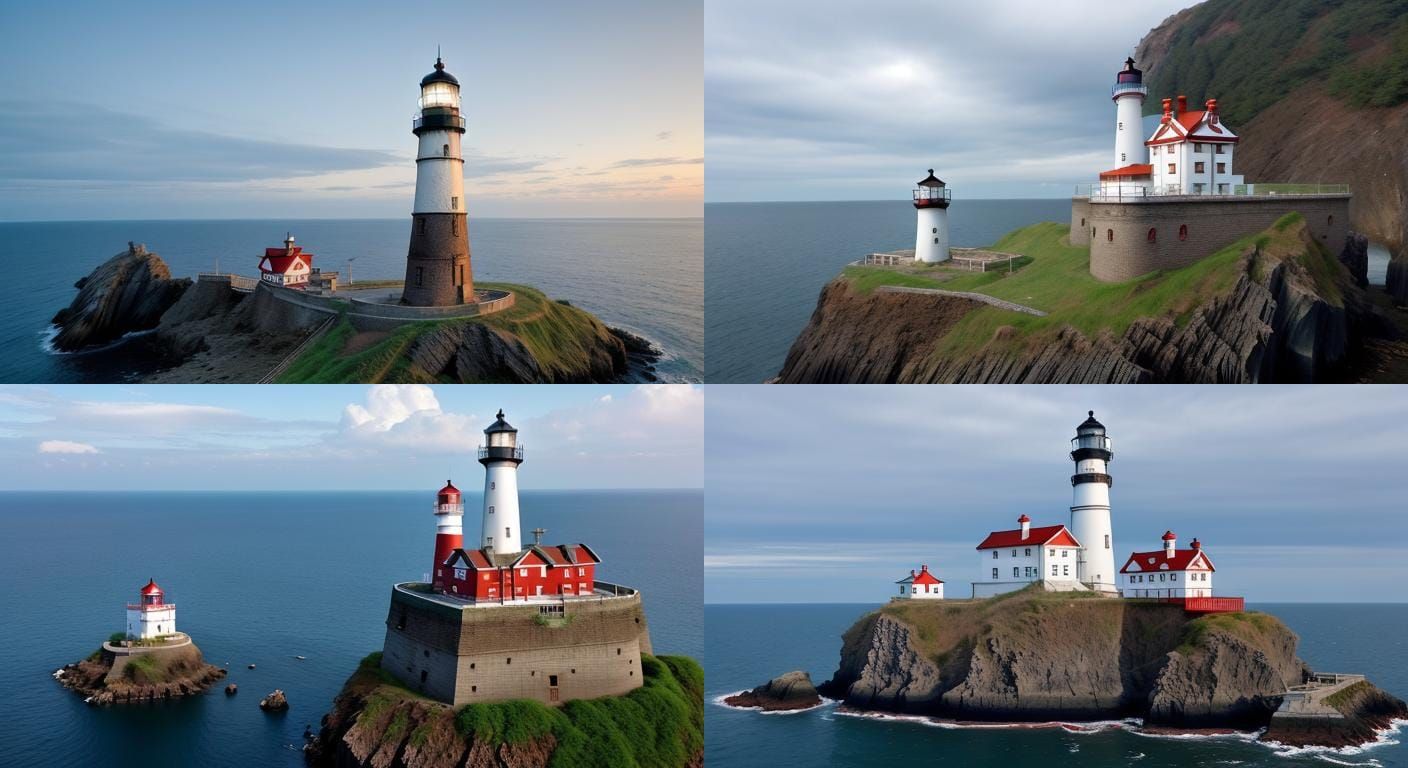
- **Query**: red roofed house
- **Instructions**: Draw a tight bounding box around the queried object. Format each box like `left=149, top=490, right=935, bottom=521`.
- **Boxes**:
left=895, top=564, right=944, bottom=600
left=1119, top=531, right=1215, bottom=598
left=1146, top=95, right=1243, bottom=196
left=972, top=515, right=1085, bottom=598
left=258, top=233, right=314, bottom=289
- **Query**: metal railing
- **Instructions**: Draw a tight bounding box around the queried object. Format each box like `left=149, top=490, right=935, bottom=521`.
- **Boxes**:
left=478, top=445, right=525, bottom=460
left=412, top=114, right=466, bottom=131
left=126, top=603, right=175, bottom=611
left=1112, top=82, right=1148, bottom=98
left=913, top=188, right=952, bottom=205
left=1077, top=182, right=1351, bottom=201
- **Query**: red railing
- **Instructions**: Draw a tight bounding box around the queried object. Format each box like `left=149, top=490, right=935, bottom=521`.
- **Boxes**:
left=1150, top=596, right=1243, bottom=613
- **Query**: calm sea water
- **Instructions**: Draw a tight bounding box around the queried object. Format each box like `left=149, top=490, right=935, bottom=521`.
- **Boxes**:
left=0, top=490, right=702, bottom=768
left=706, top=603, right=1408, bottom=768
left=704, top=200, right=1395, bottom=384
left=0, top=218, right=703, bottom=383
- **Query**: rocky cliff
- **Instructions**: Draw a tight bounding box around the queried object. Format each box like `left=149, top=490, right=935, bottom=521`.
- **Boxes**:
left=306, top=653, right=703, bottom=768
left=49, top=243, right=191, bottom=352
left=814, top=590, right=1404, bottom=746
left=778, top=219, right=1393, bottom=383
left=56, top=639, right=226, bottom=705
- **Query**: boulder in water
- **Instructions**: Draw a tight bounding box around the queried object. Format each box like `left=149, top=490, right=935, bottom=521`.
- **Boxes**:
left=259, top=689, right=288, bottom=711
left=725, top=670, right=821, bottom=712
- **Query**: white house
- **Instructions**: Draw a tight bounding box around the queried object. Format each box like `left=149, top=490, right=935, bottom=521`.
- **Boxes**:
left=258, top=234, right=314, bottom=288
left=896, top=564, right=944, bottom=600
left=125, top=579, right=177, bottom=640
left=972, top=515, right=1085, bottom=598
left=1118, top=532, right=1216, bottom=598
left=1145, top=96, right=1243, bottom=196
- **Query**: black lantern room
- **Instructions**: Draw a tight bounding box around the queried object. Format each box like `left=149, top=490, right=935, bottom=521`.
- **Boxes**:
left=479, top=409, right=524, bottom=465
left=913, top=169, right=951, bottom=209
left=414, top=57, right=467, bottom=136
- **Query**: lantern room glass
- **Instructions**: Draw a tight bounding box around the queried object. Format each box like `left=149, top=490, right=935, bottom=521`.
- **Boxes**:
left=488, top=431, right=516, bottom=448
left=420, top=82, right=459, bottom=110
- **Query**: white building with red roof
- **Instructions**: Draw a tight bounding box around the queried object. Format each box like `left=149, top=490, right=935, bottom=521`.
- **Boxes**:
left=895, top=564, right=944, bottom=600
left=258, top=233, right=313, bottom=289
left=972, top=515, right=1085, bottom=598
left=125, top=578, right=176, bottom=640
left=1119, top=531, right=1216, bottom=599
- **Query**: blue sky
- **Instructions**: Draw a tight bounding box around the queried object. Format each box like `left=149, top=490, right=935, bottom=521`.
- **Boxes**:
left=705, top=385, right=1408, bottom=604
left=0, top=0, right=701, bottom=220
left=0, top=384, right=703, bottom=490
left=706, top=0, right=1195, bottom=201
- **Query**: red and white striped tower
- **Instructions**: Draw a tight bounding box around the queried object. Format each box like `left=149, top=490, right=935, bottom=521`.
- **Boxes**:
left=430, top=480, right=464, bottom=591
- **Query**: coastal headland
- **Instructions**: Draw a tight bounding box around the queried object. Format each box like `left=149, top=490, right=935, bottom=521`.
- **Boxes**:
left=55, top=632, right=227, bottom=705
left=48, top=244, right=662, bottom=384
left=728, top=588, right=1405, bottom=750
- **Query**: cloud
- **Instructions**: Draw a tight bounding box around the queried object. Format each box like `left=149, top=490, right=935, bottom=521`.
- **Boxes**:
left=656, top=131, right=674, bottom=141
left=38, top=440, right=99, bottom=454
left=608, top=156, right=705, bottom=169
left=0, top=101, right=399, bottom=183
left=340, top=385, right=480, bottom=452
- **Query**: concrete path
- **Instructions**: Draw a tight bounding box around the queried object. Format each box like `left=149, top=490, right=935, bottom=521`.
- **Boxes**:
left=1274, top=673, right=1365, bottom=720
left=876, top=285, right=1049, bottom=317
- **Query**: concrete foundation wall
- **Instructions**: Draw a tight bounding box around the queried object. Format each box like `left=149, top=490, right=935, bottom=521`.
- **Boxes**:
left=1081, top=195, right=1351, bottom=282
left=380, top=586, right=652, bottom=708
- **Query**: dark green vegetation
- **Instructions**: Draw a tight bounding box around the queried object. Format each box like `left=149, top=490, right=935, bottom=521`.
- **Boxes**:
left=348, top=652, right=703, bottom=768
left=1144, top=0, right=1408, bottom=124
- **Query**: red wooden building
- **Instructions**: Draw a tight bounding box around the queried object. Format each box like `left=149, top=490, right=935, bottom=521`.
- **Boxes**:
left=441, top=543, right=601, bottom=602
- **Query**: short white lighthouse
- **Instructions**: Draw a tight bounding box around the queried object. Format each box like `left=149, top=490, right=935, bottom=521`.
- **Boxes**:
left=913, top=169, right=951, bottom=263
left=1112, top=57, right=1148, bottom=168
left=125, top=579, right=176, bottom=640
left=479, top=409, right=524, bottom=556
left=1069, top=411, right=1117, bottom=593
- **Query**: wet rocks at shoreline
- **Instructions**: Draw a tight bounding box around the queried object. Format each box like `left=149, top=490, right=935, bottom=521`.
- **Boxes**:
left=724, top=671, right=822, bottom=712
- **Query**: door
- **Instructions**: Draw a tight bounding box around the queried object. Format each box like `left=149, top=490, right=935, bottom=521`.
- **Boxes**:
left=549, top=674, right=559, bottom=702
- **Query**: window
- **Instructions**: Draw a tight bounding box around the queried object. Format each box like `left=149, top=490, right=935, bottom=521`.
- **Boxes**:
left=507, top=657, right=512, bottom=665
left=992, top=551, right=998, bottom=560
left=1107, top=229, right=1114, bottom=243
left=1013, top=567, right=1020, bottom=578
left=1104, top=534, right=1110, bottom=549
left=454, top=568, right=466, bottom=580
left=932, top=227, right=937, bottom=234
left=415, top=267, right=423, bottom=286
left=1328, top=214, right=1334, bottom=226
left=520, top=568, right=527, bottom=577
left=482, top=573, right=490, bottom=581
left=451, top=218, right=458, bottom=236
left=1080, top=218, right=1085, bottom=227
left=420, top=670, right=428, bottom=683
left=933, top=237, right=939, bottom=244
left=1024, top=548, right=1031, bottom=557
left=1118, top=121, right=1123, bottom=130
left=1061, top=550, right=1068, bottom=558
left=1012, top=549, right=1018, bottom=558
left=1062, top=565, right=1069, bottom=576
left=1167, top=145, right=1175, bottom=155
left=488, top=505, right=494, bottom=514
left=490, top=482, right=495, bottom=490
left=1051, top=565, right=1058, bottom=577
left=1159, top=574, right=1166, bottom=582
left=418, top=217, right=426, bottom=235
left=1048, top=548, right=1055, bottom=556
left=1179, top=224, right=1188, bottom=241
left=1194, top=142, right=1204, bottom=152
left=1168, top=163, right=1176, bottom=174
left=451, top=196, right=459, bottom=210
left=577, top=567, right=584, bottom=576
left=1147, top=227, right=1157, bottom=243
left=1092, top=227, right=1097, bottom=237
left=443, top=144, right=449, bottom=157
left=1216, top=163, right=1226, bottom=174
left=549, top=675, right=558, bottom=686
left=1194, top=162, right=1205, bottom=173
left=506, top=527, right=511, bottom=539
left=1216, top=145, right=1226, bottom=154
left=1120, top=152, right=1126, bottom=162
left=1171, top=573, right=1178, bottom=581
left=992, top=568, right=999, bottom=579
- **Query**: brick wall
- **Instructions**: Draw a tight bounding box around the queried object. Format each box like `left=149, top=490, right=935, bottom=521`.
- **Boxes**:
left=1084, top=195, right=1351, bottom=282
left=402, top=213, right=473, bottom=306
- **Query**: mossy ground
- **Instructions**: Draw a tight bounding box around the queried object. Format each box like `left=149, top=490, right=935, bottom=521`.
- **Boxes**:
left=840, top=213, right=1344, bottom=361
left=275, top=282, right=617, bottom=383
left=348, top=652, right=703, bottom=768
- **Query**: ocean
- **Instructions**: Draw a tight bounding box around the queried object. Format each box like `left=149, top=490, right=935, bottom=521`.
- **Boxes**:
left=0, top=218, right=703, bottom=383
left=705, top=603, right=1408, bottom=768
left=0, top=489, right=702, bottom=768
left=704, top=200, right=1395, bottom=384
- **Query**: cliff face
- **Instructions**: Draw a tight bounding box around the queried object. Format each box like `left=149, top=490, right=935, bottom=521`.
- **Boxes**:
left=49, top=243, right=191, bottom=352
left=1133, top=0, right=1408, bottom=252
left=778, top=221, right=1381, bottom=383
left=57, top=640, right=226, bottom=705
left=816, top=592, right=1405, bottom=746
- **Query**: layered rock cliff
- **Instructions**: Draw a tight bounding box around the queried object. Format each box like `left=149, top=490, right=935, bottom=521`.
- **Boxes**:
left=778, top=219, right=1393, bottom=383
left=56, top=639, right=226, bottom=705
left=814, top=590, right=1404, bottom=746
left=306, top=653, right=703, bottom=768
left=49, top=243, right=191, bottom=352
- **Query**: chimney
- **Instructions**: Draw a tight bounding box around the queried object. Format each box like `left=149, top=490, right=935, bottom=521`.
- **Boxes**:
left=921, top=564, right=929, bottom=574
left=1206, top=99, right=1219, bottom=124
left=1161, top=98, right=1173, bottom=120
left=1177, top=94, right=1188, bottom=114
left=1191, top=538, right=1202, bottom=550
left=1018, top=514, right=1031, bottom=540
left=910, top=569, right=916, bottom=578
left=1162, top=530, right=1177, bottom=558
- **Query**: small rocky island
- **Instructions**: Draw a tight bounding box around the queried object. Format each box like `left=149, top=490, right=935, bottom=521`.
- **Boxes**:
left=56, top=633, right=226, bottom=705
left=728, top=588, right=1406, bottom=750
left=50, top=244, right=663, bottom=384
left=723, top=670, right=822, bottom=712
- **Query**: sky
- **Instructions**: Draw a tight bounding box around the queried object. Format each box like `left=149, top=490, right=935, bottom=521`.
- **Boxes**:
left=705, top=0, right=1197, bottom=202
left=705, top=385, right=1408, bottom=604
left=0, top=384, right=703, bottom=490
left=0, top=0, right=702, bottom=220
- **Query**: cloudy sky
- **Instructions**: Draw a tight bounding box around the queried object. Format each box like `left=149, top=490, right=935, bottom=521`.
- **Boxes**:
left=0, top=384, right=703, bottom=490
left=706, top=0, right=1196, bottom=202
left=0, top=0, right=701, bottom=220
left=706, top=385, right=1408, bottom=603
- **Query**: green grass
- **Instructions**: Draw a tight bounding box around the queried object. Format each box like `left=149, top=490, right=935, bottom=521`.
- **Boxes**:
left=274, top=282, right=617, bottom=383
left=108, top=632, right=126, bottom=644
left=122, top=653, right=165, bottom=684
left=1175, top=611, right=1281, bottom=656
left=1324, top=680, right=1371, bottom=710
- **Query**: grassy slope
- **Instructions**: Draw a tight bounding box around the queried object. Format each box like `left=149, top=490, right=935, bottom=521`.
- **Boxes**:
left=350, top=652, right=703, bottom=768
left=275, top=282, right=618, bottom=384
left=841, top=215, right=1337, bottom=359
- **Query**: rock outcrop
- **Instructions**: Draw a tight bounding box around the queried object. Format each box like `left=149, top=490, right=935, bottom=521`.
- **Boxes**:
left=779, top=221, right=1387, bottom=383
left=56, top=639, right=226, bottom=705
left=724, top=671, right=822, bottom=712
left=804, top=591, right=1402, bottom=748
left=49, top=243, right=191, bottom=352
left=260, top=689, right=289, bottom=711
left=1263, top=681, right=1408, bottom=749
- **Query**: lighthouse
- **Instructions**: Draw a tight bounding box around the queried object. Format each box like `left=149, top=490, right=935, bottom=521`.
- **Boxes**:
left=1112, top=57, right=1148, bottom=167
left=402, top=55, right=473, bottom=307
left=479, top=409, right=524, bottom=555
left=430, top=481, right=464, bottom=591
left=125, top=579, right=177, bottom=640
left=913, top=169, right=951, bottom=263
left=1069, top=411, right=1117, bottom=593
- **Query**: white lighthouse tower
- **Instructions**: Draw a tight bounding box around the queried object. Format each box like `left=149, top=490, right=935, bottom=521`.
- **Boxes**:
left=1069, top=411, right=1117, bottom=593
left=125, top=579, right=177, bottom=640
left=1112, top=57, right=1148, bottom=168
left=479, top=409, right=524, bottom=556
left=913, top=169, right=951, bottom=263
left=402, top=55, right=473, bottom=307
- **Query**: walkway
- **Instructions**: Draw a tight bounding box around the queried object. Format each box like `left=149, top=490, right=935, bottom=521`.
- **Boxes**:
left=1274, top=673, right=1366, bottom=720
left=875, top=285, right=1048, bottom=317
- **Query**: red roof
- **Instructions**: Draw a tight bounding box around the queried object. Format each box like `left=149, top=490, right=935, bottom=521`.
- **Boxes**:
left=1099, top=163, right=1153, bottom=180
left=437, top=481, right=461, bottom=502
left=911, top=566, right=943, bottom=586
left=1119, top=548, right=1215, bottom=573
left=977, top=524, right=1081, bottom=550
left=444, top=544, right=602, bottom=571
left=1161, top=530, right=1177, bottom=541
left=258, top=246, right=312, bottom=275
left=140, top=579, right=163, bottom=596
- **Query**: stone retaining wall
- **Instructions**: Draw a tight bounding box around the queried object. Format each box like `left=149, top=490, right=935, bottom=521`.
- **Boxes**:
left=1080, top=195, right=1351, bottom=282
